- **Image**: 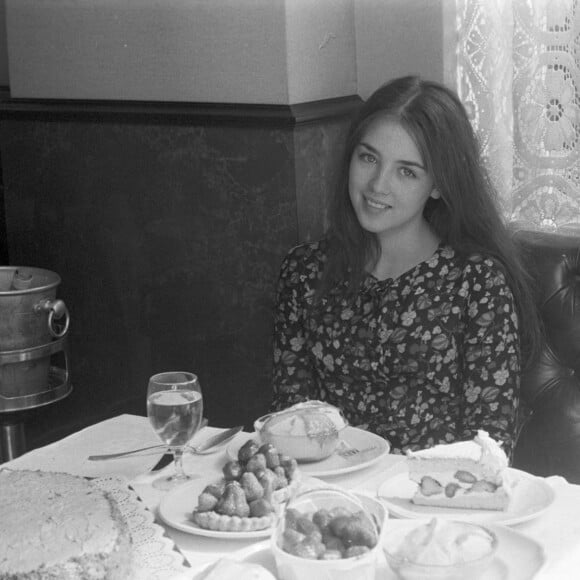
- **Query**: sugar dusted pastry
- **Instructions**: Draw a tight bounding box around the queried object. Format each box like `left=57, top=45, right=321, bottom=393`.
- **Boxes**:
left=0, top=469, right=132, bottom=579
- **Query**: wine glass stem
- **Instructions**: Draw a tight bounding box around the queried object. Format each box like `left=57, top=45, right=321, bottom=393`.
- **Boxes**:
left=173, top=447, right=186, bottom=479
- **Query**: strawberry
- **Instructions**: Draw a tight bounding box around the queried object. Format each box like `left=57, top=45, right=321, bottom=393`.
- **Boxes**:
left=290, top=537, right=325, bottom=559
left=469, top=480, right=498, bottom=493
left=445, top=482, right=460, bottom=498
left=420, top=476, right=443, bottom=496
left=345, top=545, right=371, bottom=558
left=196, top=492, right=218, bottom=512
left=249, top=497, right=273, bottom=517
left=454, top=470, right=477, bottom=484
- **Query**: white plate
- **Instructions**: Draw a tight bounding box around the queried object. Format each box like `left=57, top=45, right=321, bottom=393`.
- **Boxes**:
left=191, top=522, right=544, bottom=580
left=226, top=427, right=390, bottom=478
left=158, top=477, right=275, bottom=539
left=377, top=463, right=555, bottom=526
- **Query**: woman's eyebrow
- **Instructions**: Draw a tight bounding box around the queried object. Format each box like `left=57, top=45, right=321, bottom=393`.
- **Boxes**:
left=358, top=142, right=426, bottom=171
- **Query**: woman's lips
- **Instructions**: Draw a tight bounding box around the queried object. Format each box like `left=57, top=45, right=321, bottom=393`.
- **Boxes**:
left=364, top=195, right=391, bottom=210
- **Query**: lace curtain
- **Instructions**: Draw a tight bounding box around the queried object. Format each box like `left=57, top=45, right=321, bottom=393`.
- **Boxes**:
left=453, top=0, right=580, bottom=231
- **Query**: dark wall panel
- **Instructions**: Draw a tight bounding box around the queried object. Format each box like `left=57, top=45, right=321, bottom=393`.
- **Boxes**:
left=0, top=103, right=352, bottom=450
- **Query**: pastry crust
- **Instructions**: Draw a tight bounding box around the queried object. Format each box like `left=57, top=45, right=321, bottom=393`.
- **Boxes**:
left=191, top=510, right=274, bottom=532
left=192, top=477, right=298, bottom=532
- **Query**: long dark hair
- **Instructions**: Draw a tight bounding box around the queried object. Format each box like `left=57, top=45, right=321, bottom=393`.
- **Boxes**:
left=319, top=75, right=542, bottom=365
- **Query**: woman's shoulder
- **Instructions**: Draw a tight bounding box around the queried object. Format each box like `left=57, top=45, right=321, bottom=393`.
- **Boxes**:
left=281, top=239, right=329, bottom=269
left=466, top=251, right=508, bottom=275
left=451, top=248, right=513, bottom=292
left=439, top=245, right=509, bottom=283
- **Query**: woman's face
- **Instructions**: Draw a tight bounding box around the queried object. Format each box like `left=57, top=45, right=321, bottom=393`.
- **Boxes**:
left=348, top=117, right=439, bottom=243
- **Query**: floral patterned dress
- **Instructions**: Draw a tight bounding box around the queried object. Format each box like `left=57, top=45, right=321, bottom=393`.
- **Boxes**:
left=271, top=240, right=520, bottom=458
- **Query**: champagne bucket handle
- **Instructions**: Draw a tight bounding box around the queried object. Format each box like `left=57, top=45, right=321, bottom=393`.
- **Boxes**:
left=34, top=299, right=70, bottom=338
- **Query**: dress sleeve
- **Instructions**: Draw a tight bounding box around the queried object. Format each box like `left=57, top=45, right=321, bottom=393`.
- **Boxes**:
left=270, top=248, right=321, bottom=411
left=460, top=257, right=521, bottom=459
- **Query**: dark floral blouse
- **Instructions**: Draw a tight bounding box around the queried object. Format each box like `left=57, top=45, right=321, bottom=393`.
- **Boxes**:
left=271, top=240, right=520, bottom=458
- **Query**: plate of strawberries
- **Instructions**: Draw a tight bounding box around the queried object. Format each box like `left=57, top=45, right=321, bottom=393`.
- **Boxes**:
left=158, top=439, right=301, bottom=539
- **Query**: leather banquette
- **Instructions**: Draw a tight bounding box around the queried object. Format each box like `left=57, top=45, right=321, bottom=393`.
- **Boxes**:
left=512, top=229, right=580, bottom=484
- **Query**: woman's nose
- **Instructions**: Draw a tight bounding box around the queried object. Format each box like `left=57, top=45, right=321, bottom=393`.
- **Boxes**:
left=369, top=166, right=392, bottom=195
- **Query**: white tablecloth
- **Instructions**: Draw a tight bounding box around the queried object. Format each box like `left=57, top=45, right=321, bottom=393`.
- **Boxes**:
left=4, top=413, right=580, bottom=579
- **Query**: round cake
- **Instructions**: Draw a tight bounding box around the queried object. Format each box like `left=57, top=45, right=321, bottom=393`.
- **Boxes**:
left=0, top=469, right=132, bottom=579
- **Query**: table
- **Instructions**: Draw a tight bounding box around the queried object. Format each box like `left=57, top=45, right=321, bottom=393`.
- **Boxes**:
left=4, top=413, right=580, bottom=579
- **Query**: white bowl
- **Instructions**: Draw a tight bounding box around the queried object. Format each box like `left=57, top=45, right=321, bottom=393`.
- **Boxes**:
left=254, top=402, right=348, bottom=463
left=271, top=488, right=387, bottom=580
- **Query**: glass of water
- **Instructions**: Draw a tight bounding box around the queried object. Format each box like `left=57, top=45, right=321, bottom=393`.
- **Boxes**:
left=146, top=371, right=203, bottom=490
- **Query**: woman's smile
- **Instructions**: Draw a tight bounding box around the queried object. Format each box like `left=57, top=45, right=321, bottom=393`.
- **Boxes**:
left=348, top=116, right=439, bottom=243
left=364, top=194, right=392, bottom=210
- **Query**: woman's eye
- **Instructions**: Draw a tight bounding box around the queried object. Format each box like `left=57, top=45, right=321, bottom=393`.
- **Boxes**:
left=358, top=152, right=376, bottom=163
left=400, top=167, right=416, bottom=178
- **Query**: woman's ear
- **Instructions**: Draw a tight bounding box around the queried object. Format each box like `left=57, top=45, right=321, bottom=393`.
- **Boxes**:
left=430, top=188, right=441, bottom=200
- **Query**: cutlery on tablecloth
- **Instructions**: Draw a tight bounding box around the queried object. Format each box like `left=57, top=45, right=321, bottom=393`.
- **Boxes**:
left=88, top=424, right=243, bottom=461
left=337, top=441, right=378, bottom=458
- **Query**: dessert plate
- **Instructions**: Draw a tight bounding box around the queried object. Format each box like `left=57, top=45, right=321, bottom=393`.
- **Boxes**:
left=226, top=427, right=390, bottom=478
left=190, top=523, right=544, bottom=580
left=376, top=463, right=555, bottom=526
left=158, top=476, right=275, bottom=539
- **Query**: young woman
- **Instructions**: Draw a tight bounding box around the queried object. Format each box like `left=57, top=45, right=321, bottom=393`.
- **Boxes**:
left=270, top=76, right=541, bottom=458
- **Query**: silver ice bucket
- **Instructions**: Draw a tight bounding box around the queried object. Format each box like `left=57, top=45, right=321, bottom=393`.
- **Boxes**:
left=0, top=266, right=70, bottom=411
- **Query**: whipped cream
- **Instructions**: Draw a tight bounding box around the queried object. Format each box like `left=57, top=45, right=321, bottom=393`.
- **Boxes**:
left=407, top=430, right=508, bottom=477
left=263, top=401, right=348, bottom=437
left=392, top=518, right=495, bottom=565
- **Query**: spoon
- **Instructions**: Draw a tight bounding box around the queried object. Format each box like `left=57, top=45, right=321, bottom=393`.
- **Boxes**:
left=88, top=424, right=243, bottom=461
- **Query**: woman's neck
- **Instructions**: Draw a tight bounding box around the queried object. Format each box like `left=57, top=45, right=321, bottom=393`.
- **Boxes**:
left=370, top=225, right=440, bottom=281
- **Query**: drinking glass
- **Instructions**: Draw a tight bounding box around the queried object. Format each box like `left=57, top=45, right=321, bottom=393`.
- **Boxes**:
left=146, top=371, right=203, bottom=490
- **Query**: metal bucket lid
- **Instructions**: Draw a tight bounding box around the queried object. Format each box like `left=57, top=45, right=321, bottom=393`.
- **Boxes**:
left=0, top=266, right=61, bottom=296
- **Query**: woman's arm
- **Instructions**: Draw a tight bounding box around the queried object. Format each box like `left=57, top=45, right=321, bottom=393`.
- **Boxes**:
left=460, top=257, right=521, bottom=459
left=271, top=248, right=321, bottom=411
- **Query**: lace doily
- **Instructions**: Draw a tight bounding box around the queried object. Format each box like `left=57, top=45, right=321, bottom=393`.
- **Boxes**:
left=94, top=476, right=190, bottom=580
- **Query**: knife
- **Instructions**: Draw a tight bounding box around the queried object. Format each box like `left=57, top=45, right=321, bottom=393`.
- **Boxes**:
left=88, top=425, right=243, bottom=461
left=190, top=425, right=244, bottom=454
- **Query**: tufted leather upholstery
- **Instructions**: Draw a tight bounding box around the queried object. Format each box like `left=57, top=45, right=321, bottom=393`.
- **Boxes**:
left=512, top=229, right=580, bottom=484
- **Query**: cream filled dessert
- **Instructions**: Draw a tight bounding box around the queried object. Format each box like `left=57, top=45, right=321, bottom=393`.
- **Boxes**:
left=390, top=519, right=496, bottom=565
left=406, top=430, right=512, bottom=510
left=0, top=469, right=132, bottom=580
left=255, top=401, right=348, bottom=462
left=383, top=518, right=497, bottom=580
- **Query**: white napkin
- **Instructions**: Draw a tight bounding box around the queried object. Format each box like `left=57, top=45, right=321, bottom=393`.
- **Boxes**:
left=3, top=414, right=164, bottom=479
left=195, top=559, right=276, bottom=580
left=526, top=476, right=580, bottom=580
